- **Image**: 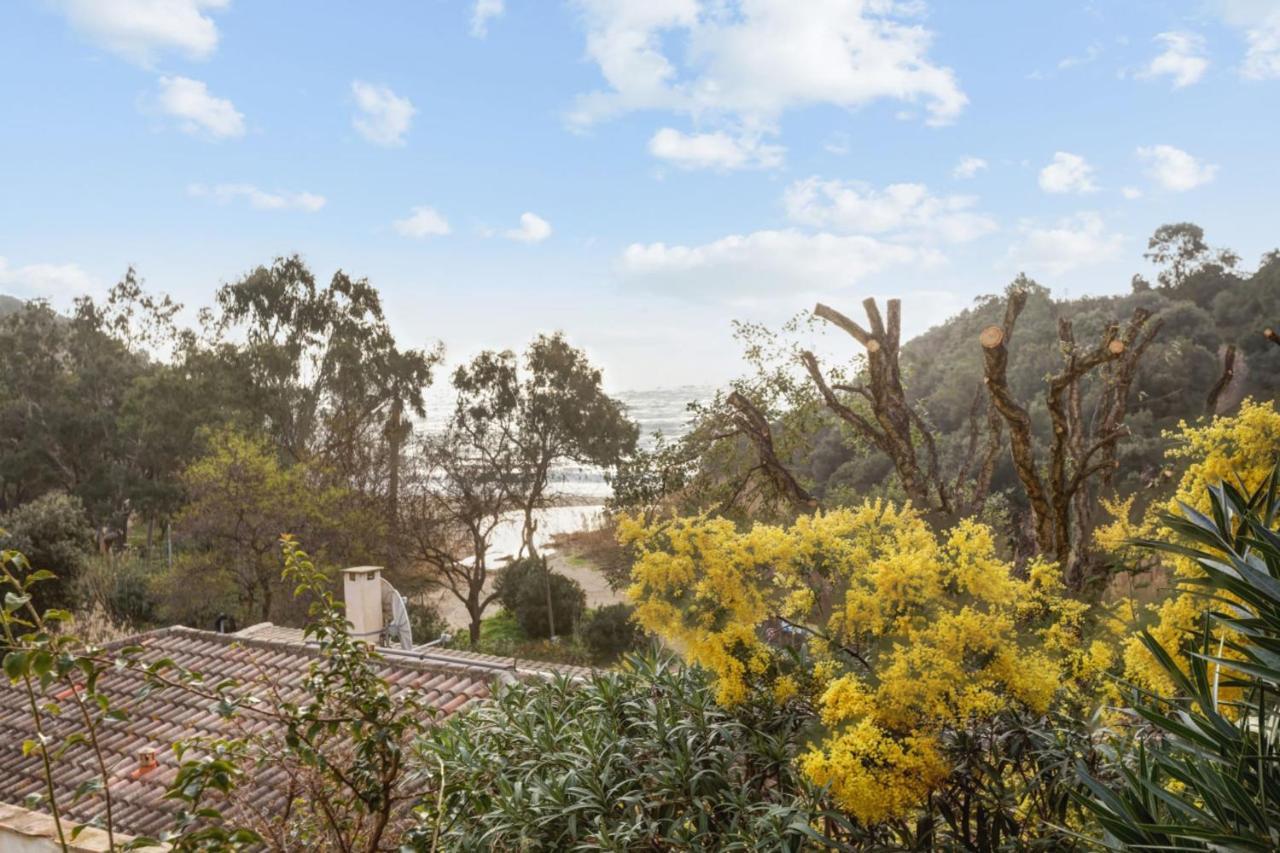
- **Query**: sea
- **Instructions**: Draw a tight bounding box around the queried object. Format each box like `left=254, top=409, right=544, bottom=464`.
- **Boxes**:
left=421, top=385, right=713, bottom=559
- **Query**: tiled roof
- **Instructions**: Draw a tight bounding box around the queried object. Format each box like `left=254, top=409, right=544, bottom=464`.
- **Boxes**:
left=0, top=626, right=495, bottom=840
left=234, top=621, right=598, bottom=681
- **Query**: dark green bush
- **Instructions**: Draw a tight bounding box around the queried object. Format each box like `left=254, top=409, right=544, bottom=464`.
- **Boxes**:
left=581, top=602, right=641, bottom=661
left=408, top=653, right=845, bottom=850
left=494, top=557, right=585, bottom=638
left=0, top=492, right=95, bottom=610
left=405, top=599, right=448, bottom=644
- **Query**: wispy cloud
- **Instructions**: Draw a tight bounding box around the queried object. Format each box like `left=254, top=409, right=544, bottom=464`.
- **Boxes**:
left=952, top=156, right=988, bottom=179
left=648, top=128, right=784, bottom=171
left=351, top=81, right=415, bottom=147
left=188, top=183, right=326, bottom=211
left=155, top=76, right=244, bottom=139
left=506, top=212, right=552, bottom=243
left=1005, top=212, right=1124, bottom=276
left=394, top=206, right=452, bottom=238
left=470, top=0, right=504, bottom=37
left=1137, top=144, right=1217, bottom=191
left=1138, top=32, right=1209, bottom=88
left=0, top=256, right=97, bottom=301
left=1038, top=152, right=1098, bottom=194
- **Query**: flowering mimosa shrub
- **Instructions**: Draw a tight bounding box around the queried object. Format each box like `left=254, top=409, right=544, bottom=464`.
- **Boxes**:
left=1098, top=398, right=1280, bottom=697
left=622, top=500, right=1094, bottom=825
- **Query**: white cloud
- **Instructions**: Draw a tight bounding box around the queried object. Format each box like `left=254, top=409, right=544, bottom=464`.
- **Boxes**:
left=1121, top=186, right=1143, bottom=200
left=952, top=156, right=988, bottom=179
left=1241, top=14, right=1280, bottom=79
left=470, top=0, right=504, bottom=37
left=783, top=177, right=997, bottom=243
left=1215, top=2, right=1280, bottom=79
left=506, top=212, right=553, bottom=243
left=1058, top=42, right=1102, bottom=70
left=1137, top=144, right=1218, bottom=191
left=188, top=183, right=326, bottom=211
left=1138, top=32, right=1209, bottom=88
left=1038, top=151, right=1098, bottom=194
left=823, top=132, right=851, bottom=155
left=394, top=207, right=451, bottom=238
left=620, top=229, right=939, bottom=297
left=156, top=75, right=244, bottom=139
left=49, top=0, right=227, bottom=66
left=1005, top=212, right=1124, bottom=276
left=568, top=0, right=967, bottom=129
left=0, top=256, right=96, bottom=301
left=648, top=127, right=784, bottom=170
left=351, top=81, right=415, bottom=147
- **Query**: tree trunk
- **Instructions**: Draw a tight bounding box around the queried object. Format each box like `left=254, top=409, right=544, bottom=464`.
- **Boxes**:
left=809, top=299, right=947, bottom=513
left=725, top=391, right=816, bottom=511
left=261, top=577, right=272, bottom=622
left=980, top=320, right=1054, bottom=553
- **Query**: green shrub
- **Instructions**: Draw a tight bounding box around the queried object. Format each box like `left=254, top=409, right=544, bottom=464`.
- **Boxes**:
left=580, top=602, right=641, bottom=662
left=494, top=557, right=585, bottom=639
left=1079, top=463, right=1280, bottom=849
left=75, top=553, right=159, bottom=627
left=0, top=492, right=94, bottom=610
left=404, top=599, right=448, bottom=645
left=409, top=652, right=844, bottom=850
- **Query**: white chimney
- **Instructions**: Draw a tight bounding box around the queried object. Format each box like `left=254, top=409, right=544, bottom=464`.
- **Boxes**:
left=342, top=566, right=384, bottom=644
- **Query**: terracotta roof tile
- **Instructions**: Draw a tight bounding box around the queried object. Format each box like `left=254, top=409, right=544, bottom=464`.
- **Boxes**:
left=0, top=626, right=496, bottom=840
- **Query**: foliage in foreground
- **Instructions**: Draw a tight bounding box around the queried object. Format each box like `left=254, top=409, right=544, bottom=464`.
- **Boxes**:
left=1, top=536, right=436, bottom=851
left=623, top=500, right=1110, bottom=830
left=1099, top=398, right=1280, bottom=699
left=1080, top=465, right=1280, bottom=851
left=409, top=652, right=845, bottom=851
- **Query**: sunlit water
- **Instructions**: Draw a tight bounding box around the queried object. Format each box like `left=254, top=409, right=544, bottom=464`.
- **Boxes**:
left=421, top=385, right=713, bottom=505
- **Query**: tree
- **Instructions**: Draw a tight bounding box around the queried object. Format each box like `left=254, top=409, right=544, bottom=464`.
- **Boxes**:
left=623, top=501, right=1100, bottom=841
left=400, top=380, right=523, bottom=643
left=981, top=278, right=1160, bottom=591
left=212, top=256, right=442, bottom=498
left=0, top=492, right=94, bottom=611
left=803, top=298, right=950, bottom=514
left=453, top=333, right=636, bottom=559
left=1145, top=222, right=1239, bottom=291
left=176, top=428, right=379, bottom=622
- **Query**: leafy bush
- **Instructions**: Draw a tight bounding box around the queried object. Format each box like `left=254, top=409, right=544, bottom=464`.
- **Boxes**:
left=1080, top=464, right=1280, bottom=850
left=409, top=653, right=846, bottom=850
left=150, top=552, right=242, bottom=629
left=581, top=602, right=641, bottom=662
left=74, top=553, right=158, bottom=627
left=623, top=500, right=1107, bottom=840
left=405, top=598, right=448, bottom=645
left=0, top=492, right=94, bottom=610
left=494, top=557, right=585, bottom=638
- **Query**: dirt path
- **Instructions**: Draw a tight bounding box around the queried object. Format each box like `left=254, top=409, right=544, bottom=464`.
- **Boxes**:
left=423, top=551, right=625, bottom=631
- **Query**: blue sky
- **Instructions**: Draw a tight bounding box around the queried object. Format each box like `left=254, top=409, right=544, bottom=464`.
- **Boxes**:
left=1, top=1, right=1277, bottom=388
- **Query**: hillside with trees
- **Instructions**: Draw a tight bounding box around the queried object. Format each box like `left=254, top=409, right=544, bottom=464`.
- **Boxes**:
left=615, top=224, right=1280, bottom=592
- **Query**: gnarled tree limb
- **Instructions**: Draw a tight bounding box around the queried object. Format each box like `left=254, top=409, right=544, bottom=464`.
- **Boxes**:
left=725, top=391, right=817, bottom=512
left=809, top=298, right=948, bottom=512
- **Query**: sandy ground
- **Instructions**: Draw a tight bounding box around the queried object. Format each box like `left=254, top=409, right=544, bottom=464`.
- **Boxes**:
left=424, top=551, right=625, bottom=630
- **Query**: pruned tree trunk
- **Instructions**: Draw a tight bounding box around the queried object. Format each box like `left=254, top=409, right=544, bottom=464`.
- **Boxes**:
left=980, top=294, right=1054, bottom=552
left=981, top=288, right=1160, bottom=593
left=1206, top=344, right=1238, bottom=414
left=725, top=391, right=817, bottom=512
left=805, top=298, right=949, bottom=513
left=1265, top=327, right=1280, bottom=348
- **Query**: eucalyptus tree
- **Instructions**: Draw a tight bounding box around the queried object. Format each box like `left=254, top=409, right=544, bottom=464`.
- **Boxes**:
left=453, top=332, right=637, bottom=558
